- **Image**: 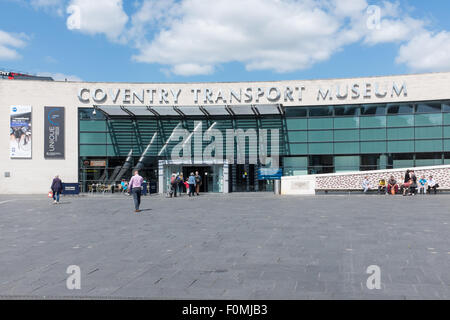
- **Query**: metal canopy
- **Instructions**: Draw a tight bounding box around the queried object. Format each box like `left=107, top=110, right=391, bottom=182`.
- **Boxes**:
left=228, top=105, right=256, bottom=115
left=176, top=106, right=205, bottom=116
left=92, top=104, right=283, bottom=117
left=150, top=106, right=179, bottom=116
left=254, top=104, right=282, bottom=115
left=123, top=106, right=155, bottom=116
left=96, top=105, right=129, bottom=116
left=202, top=105, right=230, bottom=116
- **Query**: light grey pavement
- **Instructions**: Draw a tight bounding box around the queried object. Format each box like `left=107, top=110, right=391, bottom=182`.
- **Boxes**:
left=0, top=192, right=449, bottom=299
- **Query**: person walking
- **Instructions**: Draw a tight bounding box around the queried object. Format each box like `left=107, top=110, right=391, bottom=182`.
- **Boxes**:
left=188, top=172, right=196, bottom=197
left=170, top=173, right=177, bottom=197
left=129, top=170, right=144, bottom=213
left=50, top=175, right=63, bottom=204
left=194, top=171, right=202, bottom=195
left=177, top=173, right=184, bottom=197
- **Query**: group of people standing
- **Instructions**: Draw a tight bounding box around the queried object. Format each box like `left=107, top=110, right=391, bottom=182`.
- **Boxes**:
left=169, top=171, right=202, bottom=197
left=362, top=169, right=439, bottom=196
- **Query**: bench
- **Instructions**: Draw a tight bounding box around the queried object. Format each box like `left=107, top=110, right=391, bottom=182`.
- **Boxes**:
left=316, top=188, right=450, bottom=195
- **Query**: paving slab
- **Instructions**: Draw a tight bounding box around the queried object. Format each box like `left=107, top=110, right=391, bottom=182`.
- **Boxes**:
left=0, top=193, right=449, bottom=299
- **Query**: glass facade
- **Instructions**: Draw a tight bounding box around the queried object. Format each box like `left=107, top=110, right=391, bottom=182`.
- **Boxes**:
left=78, top=108, right=284, bottom=192
left=284, top=100, right=450, bottom=174
left=79, top=100, right=450, bottom=191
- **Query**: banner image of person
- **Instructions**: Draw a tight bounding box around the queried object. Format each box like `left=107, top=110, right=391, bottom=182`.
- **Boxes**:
left=44, top=107, right=65, bottom=159
left=10, top=106, right=32, bottom=158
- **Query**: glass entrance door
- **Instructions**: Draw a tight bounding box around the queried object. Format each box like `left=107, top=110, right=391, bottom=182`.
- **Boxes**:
left=233, top=164, right=256, bottom=192
left=163, top=163, right=224, bottom=193
left=182, top=166, right=208, bottom=192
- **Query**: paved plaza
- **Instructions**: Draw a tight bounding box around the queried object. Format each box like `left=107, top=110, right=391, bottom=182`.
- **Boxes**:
left=0, top=192, right=449, bottom=299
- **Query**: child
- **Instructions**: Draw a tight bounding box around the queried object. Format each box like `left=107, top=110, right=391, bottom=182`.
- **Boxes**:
left=184, top=179, right=189, bottom=195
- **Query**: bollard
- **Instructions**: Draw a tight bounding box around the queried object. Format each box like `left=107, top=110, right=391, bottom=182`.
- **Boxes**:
left=274, top=179, right=281, bottom=195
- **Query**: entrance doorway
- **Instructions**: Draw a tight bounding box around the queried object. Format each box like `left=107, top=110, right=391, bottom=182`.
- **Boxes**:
left=182, top=166, right=209, bottom=193
left=232, top=164, right=256, bottom=192
left=161, top=161, right=226, bottom=194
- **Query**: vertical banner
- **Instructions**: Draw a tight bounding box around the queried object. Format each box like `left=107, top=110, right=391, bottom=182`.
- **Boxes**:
left=10, top=105, right=32, bottom=158
left=44, top=107, right=65, bottom=159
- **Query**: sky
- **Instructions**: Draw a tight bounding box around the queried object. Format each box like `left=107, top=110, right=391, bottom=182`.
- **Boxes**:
left=1, top=0, right=450, bottom=83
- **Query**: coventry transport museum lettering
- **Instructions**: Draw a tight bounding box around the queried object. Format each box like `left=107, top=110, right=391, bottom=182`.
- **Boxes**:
left=78, top=81, right=407, bottom=105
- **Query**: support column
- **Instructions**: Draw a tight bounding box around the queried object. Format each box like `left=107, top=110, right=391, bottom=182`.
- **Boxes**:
left=245, top=163, right=250, bottom=192
left=223, top=162, right=229, bottom=193
left=231, top=164, right=236, bottom=192
left=158, top=160, right=164, bottom=194
left=254, top=164, right=259, bottom=192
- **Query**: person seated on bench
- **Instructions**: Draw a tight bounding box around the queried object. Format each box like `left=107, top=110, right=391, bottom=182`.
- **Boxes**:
left=418, top=175, right=427, bottom=194
left=362, top=176, right=371, bottom=193
left=378, top=179, right=387, bottom=194
left=427, top=176, right=439, bottom=194
left=400, top=169, right=412, bottom=196
left=401, top=169, right=417, bottom=196
left=387, top=176, right=399, bottom=195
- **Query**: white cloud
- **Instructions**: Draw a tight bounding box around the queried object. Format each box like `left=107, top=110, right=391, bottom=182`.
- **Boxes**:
left=364, top=17, right=425, bottom=45
left=0, top=30, right=27, bottom=60
left=363, top=1, right=426, bottom=45
left=66, top=0, right=128, bottom=42
left=396, top=31, right=450, bottom=72
left=131, top=0, right=368, bottom=75
left=37, top=71, right=82, bottom=81
left=128, top=0, right=434, bottom=76
left=172, top=63, right=214, bottom=76
left=50, top=0, right=450, bottom=75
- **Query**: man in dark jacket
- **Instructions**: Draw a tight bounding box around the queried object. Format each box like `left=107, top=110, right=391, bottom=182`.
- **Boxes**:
left=194, top=171, right=202, bottom=195
left=51, top=175, right=63, bottom=204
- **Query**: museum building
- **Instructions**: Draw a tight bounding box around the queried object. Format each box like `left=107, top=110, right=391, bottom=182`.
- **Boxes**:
left=1, top=72, right=450, bottom=194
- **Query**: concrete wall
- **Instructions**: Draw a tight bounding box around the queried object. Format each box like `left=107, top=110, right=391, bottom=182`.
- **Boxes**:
left=281, top=175, right=316, bottom=195
left=281, top=165, right=450, bottom=195
left=0, top=81, right=79, bottom=194
left=1, top=71, right=450, bottom=194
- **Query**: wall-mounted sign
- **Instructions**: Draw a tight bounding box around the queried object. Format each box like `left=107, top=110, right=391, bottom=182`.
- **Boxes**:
left=10, top=106, right=32, bottom=158
left=258, top=168, right=282, bottom=180
left=90, top=160, right=106, bottom=167
left=44, top=107, right=65, bottom=159
left=77, top=81, right=408, bottom=106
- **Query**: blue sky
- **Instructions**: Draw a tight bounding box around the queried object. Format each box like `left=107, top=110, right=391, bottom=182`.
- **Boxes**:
left=1, top=0, right=450, bottom=83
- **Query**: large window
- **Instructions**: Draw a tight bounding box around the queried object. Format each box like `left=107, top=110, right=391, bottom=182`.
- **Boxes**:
left=308, top=155, right=333, bottom=174
left=283, top=157, right=308, bottom=176
left=415, top=153, right=443, bottom=167
left=335, top=156, right=359, bottom=172
left=387, top=104, right=414, bottom=114
left=391, top=154, right=414, bottom=169
left=361, top=104, right=386, bottom=115
left=416, top=103, right=441, bottom=113
left=285, top=107, right=308, bottom=117
left=334, top=105, right=360, bottom=116
left=360, top=154, right=387, bottom=171
left=309, top=106, right=333, bottom=117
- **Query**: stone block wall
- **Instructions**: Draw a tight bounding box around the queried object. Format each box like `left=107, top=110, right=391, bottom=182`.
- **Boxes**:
left=315, top=165, right=450, bottom=190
